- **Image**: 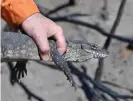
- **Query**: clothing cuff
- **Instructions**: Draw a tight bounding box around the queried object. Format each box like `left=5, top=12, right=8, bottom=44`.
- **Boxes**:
left=2, top=0, right=40, bottom=30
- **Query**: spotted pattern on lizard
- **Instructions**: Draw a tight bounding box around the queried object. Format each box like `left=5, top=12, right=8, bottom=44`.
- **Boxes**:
left=1, top=31, right=109, bottom=89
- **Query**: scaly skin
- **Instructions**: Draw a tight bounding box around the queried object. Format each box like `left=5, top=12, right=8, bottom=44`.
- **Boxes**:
left=1, top=32, right=108, bottom=62
left=1, top=31, right=109, bottom=89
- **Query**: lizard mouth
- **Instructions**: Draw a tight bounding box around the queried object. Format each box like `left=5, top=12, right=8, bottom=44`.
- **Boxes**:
left=84, top=49, right=109, bottom=58
left=93, top=49, right=109, bottom=58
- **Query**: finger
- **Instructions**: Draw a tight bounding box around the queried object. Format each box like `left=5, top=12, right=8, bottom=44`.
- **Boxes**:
left=54, top=26, right=67, bottom=55
left=32, top=32, right=50, bottom=61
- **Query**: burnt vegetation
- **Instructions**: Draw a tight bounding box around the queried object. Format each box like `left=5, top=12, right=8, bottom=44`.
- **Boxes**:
left=3, top=0, right=133, bottom=101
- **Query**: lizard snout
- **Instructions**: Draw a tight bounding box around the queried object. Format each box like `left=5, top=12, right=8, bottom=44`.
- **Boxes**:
left=94, top=49, right=109, bottom=58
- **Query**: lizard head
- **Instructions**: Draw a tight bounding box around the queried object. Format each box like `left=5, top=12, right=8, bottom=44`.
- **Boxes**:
left=81, top=43, right=109, bottom=58
left=64, top=40, right=109, bottom=62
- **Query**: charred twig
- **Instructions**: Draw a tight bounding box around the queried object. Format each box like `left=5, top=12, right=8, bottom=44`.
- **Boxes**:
left=50, top=17, right=133, bottom=44
left=37, top=61, right=133, bottom=100
left=92, top=0, right=127, bottom=101
left=7, top=62, right=45, bottom=101
left=3, top=1, right=133, bottom=101
left=45, top=0, right=75, bottom=16
left=67, top=62, right=133, bottom=100
left=36, top=4, right=133, bottom=44
left=95, top=0, right=127, bottom=88
left=102, top=81, right=133, bottom=94
left=18, top=82, right=45, bottom=101
left=104, top=0, right=127, bottom=49
left=80, top=66, right=108, bottom=101
left=100, top=0, right=109, bottom=20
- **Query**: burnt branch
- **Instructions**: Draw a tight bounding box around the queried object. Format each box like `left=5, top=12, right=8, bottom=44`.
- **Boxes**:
left=46, top=0, right=75, bottom=16
left=50, top=17, right=133, bottom=44
left=7, top=62, right=45, bottom=101
left=36, top=3, right=133, bottom=44
left=104, top=0, right=127, bottom=49
left=92, top=0, right=127, bottom=101
left=36, top=61, right=133, bottom=100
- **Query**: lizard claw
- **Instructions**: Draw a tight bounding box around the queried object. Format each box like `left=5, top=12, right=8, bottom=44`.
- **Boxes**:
left=71, top=81, right=77, bottom=91
left=66, top=75, right=77, bottom=91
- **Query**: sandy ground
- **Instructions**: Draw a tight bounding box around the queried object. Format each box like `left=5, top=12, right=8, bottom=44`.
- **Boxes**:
left=1, top=0, right=133, bottom=101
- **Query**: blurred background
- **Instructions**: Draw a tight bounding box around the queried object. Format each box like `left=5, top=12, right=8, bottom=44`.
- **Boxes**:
left=1, top=0, right=133, bottom=101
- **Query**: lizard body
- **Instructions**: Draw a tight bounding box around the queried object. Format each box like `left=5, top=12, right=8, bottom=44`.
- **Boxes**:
left=1, top=32, right=108, bottom=62
left=1, top=31, right=109, bottom=89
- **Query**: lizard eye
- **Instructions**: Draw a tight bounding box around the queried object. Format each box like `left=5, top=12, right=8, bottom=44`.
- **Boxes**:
left=90, top=43, right=98, bottom=49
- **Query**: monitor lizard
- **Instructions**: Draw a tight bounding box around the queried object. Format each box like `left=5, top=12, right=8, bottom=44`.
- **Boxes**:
left=1, top=31, right=109, bottom=90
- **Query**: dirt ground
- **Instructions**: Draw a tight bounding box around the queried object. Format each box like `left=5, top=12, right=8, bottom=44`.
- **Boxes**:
left=1, top=0, right=133, bottom=101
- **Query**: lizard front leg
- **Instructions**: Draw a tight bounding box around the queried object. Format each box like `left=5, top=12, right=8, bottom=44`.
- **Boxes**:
left=50, top=43, right=77, bottom=90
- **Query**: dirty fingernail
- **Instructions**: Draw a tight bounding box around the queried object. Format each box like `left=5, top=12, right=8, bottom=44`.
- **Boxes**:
left=41, top=54, right=50, bottom=61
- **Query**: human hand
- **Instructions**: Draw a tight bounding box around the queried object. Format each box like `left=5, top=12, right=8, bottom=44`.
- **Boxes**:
left=21, top=13, right=67, bottom=61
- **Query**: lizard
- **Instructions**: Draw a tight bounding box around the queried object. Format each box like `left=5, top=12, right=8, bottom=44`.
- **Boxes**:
left=1, top=31, right=109, bottom=90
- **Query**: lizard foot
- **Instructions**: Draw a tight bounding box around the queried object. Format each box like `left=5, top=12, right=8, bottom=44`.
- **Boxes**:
left=13, top=61, right=28, bottom=82
left=65, top=71, right=77, bottom=90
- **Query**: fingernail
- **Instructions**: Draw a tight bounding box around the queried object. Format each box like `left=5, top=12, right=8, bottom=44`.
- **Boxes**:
left=41, top=52, right=53, bottom=61
left=41, top=54, right=50, bottom=61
